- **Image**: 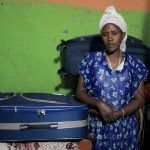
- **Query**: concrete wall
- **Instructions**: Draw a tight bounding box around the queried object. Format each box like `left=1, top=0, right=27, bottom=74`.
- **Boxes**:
left=0, top=0, right=149, bottom=94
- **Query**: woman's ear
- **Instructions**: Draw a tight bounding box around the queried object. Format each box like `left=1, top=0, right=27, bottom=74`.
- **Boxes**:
left=122, top=32, right=126, bottom=40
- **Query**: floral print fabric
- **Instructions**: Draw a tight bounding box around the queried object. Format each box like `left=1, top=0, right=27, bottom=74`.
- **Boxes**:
left=79, top=51, right=148, bottom=150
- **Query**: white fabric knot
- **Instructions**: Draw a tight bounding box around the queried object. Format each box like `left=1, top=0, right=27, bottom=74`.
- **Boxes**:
left=104, top=6, right=117, bottom=16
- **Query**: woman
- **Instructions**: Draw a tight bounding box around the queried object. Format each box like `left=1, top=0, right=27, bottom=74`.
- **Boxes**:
left=76, top=6, right=148, bottom=150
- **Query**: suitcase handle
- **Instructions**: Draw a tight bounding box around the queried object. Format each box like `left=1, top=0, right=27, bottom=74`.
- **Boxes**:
left=20, top=123, right=58, bottom=130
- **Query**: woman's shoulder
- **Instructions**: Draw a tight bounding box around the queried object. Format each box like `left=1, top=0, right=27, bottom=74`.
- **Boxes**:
left=83, top=51, right=104, bottom=62
left=125, top=52, right=148, bottom=73
left=80, top=51, right=104, bottom=68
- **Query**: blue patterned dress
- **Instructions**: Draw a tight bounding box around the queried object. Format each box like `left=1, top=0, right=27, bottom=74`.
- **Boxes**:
left=79, top=51, right=148, bottom=150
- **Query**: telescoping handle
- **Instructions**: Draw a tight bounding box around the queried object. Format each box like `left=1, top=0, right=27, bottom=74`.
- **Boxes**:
left=20, top=123, right=58, bottom=130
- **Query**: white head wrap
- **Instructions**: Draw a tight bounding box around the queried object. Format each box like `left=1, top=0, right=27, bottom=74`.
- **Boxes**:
left=99, top=6, right=127, bottom=52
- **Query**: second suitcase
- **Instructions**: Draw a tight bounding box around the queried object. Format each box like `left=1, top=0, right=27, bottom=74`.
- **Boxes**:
left=0, top=93, right=88, bottom=141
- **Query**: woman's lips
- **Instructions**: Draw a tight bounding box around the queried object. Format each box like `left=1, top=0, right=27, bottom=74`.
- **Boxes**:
left=107, top=43, right=114, bottom=47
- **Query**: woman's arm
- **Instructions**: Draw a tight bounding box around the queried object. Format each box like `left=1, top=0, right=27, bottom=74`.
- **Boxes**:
left=76, top=75, right=145, bottom=121
left=75, top=75, right=98, bottom=107
left=114, top=81, right=145, bottom=119
left=76, top=75, right=117, bottom=122
left=121, top=81, right=145, bottom=116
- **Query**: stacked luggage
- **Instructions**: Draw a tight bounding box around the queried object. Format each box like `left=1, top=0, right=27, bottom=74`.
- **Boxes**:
left=57, top=34, right=150, bottom=77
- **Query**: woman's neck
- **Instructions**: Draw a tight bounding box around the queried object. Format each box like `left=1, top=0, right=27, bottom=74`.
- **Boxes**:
left=106, top=50, right=123, bottom=70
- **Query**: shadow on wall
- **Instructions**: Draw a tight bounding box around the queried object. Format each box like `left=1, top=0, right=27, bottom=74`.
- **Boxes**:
left=54, top=75, right=78, bottom=95
left=146, top=0, right=150, bottom=82
left=54, top=53, right=78, bottom=95
left=53, top=35, right=104, bottom=95
left=143, top=0, right=150, bottom=69
left=141, top=2, right=150, bottom=150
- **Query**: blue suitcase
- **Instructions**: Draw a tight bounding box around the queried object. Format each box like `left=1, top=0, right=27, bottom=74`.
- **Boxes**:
left=0, top=93, right=88, bottom=141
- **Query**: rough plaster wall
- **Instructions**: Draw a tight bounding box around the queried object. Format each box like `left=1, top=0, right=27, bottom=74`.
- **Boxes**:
left=0, top=1, right=149, bottom=94
left=47, top=0, right=150, bottom=12
left=6, top=0, right=150, bottom=11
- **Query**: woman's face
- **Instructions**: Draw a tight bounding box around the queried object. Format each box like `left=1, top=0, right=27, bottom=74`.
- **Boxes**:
left=101, top=23, right=125, bottom=54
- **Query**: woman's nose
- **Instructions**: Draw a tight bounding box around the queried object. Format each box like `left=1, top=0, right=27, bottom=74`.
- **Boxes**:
left=108, top=34, right=113, bottom=41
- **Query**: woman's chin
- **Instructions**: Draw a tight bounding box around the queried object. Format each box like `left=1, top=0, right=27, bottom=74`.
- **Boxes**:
left=105, top=48, right=119, bottom=55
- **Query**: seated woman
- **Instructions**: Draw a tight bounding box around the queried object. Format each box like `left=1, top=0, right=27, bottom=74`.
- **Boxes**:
left=76, top=6, right=149, bottom=150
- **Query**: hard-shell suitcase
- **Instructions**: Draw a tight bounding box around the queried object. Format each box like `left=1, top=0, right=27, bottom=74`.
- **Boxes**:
left=0, top=93, right=88, bottom=141
left=57, top=34, right=150, bottom=76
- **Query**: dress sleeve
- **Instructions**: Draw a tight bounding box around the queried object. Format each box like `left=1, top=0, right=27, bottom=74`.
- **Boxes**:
left=79, top=54, right=92, bottom=91
left=131, top=59, right=149, bottom=97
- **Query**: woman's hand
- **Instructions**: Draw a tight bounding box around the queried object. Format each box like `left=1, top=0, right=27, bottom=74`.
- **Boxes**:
left=112, top=109, right=123, bottom=120
left=96, top=101, right=117, bottom=123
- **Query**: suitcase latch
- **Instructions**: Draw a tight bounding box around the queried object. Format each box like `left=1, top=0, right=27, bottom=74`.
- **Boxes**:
left=37, top=109, right=46, bottom=116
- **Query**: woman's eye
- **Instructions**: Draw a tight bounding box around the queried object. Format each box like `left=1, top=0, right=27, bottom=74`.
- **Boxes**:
left=102, top=33, right=108, bottom=37
left=112, top=32, right=117, bottom=35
